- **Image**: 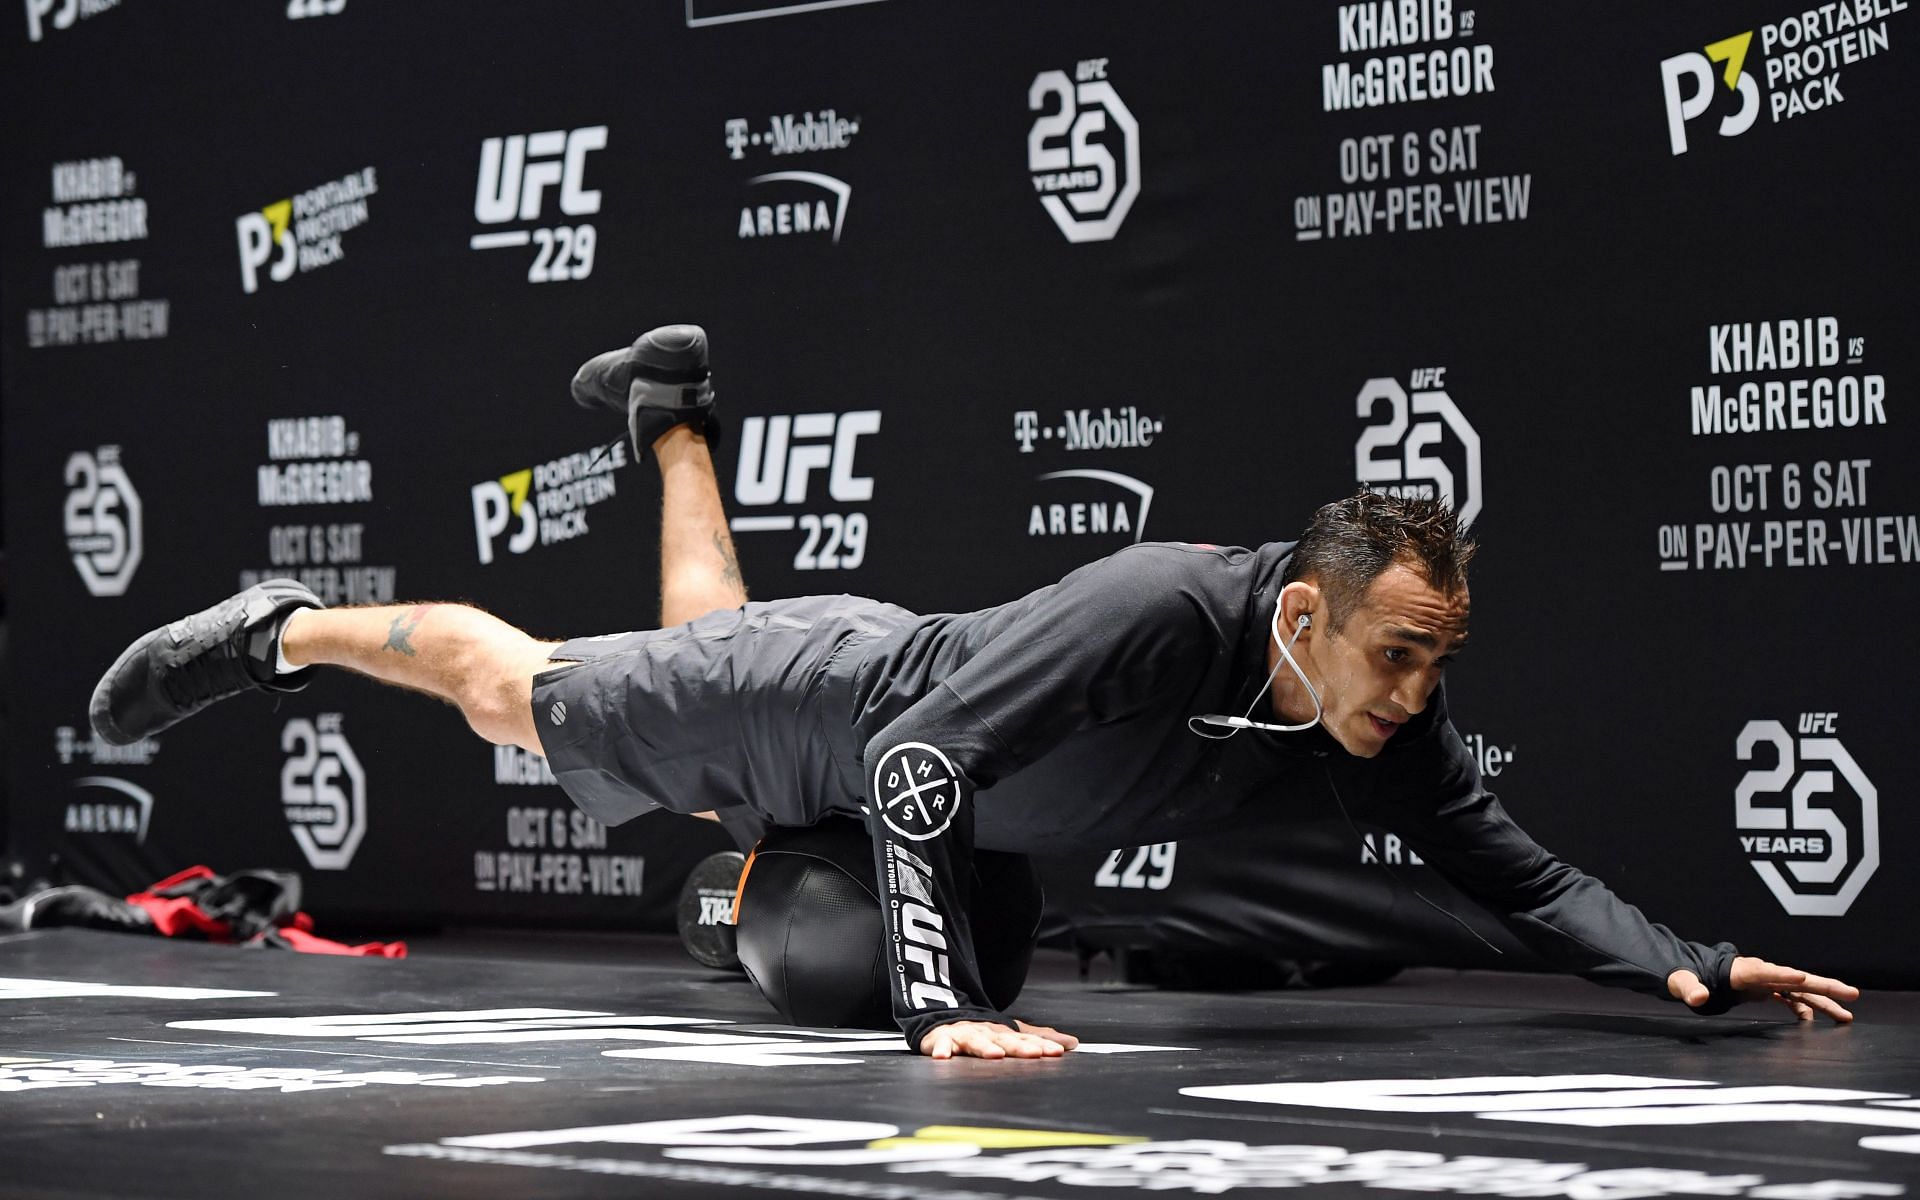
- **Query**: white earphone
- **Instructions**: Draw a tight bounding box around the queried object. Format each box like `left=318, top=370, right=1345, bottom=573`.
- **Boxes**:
left=1188, top=600, right=1324, bottom=739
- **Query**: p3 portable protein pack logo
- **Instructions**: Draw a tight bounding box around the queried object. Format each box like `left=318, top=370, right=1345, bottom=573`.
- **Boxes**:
left=471, top=441, right=630, bottom=565
left=1027, top=58, right=1141, bottom=243
left=236, top=167, right=379, bottom=294
left=24, top=0, right=123, bottom=41
left=1736, top=714, right=1878, bottom=916
left=1661, top=3, right=1909, bottom=155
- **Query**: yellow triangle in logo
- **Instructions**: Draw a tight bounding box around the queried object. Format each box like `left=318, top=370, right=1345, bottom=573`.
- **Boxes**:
left=868, top=1124, right=1145, bottom=1151
left=261, top=199, right=293, bottom=243
left=1703, top=31, right=1753, bottom=90
left=500, top=468, right=533, bottom=515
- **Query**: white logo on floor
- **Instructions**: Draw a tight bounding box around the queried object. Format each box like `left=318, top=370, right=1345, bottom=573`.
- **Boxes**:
left=171, top=1008, right=1186, bottom=1069
left=0, top=978, right=274, bottom=1001
left=1184, top=1074, right=1920, bottom=1158
left=382, top=1111, right=1904, bottom=1195
left=0, top=1058, right=533, bottom=1094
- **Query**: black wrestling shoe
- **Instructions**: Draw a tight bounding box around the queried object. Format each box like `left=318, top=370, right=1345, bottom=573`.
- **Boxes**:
left=89, top=579, right=324, bottom=746
left=570, top=323, right=723, bottom=456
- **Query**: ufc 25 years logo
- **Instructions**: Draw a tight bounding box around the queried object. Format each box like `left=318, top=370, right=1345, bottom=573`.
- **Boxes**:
left=731, top=411, right=880, bottom=570
left=64, top=446, right=143, bottom=596
left=282, top=714, right=367, bottom=870
left=471, top=126, right=606, bottom=283
left=1354, top=368, right=1482, bottom=527
left=1736, top=714, right=1879, bottom=917
left=1027, top=58, right=1141, bottom=243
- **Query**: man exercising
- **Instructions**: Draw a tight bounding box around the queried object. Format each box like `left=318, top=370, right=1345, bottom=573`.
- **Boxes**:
left=91, top=324, right=1860, bottom=1060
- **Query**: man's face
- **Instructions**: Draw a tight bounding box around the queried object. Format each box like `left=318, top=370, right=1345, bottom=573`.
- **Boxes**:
left=1303, top=564, right=1470, bottom=758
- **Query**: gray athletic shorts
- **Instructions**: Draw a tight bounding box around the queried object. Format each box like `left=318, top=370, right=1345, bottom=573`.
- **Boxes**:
left=530, top=595, right=913, bottom=828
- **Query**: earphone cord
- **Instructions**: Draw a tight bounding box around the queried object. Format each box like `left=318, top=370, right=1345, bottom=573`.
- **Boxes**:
left=1186, top=606, right=1322, bottom=740
left=1321, top=763, right=1505, bottom=957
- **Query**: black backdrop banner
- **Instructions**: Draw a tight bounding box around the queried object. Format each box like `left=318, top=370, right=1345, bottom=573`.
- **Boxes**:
left=3, top=1, right=1914, bottom=979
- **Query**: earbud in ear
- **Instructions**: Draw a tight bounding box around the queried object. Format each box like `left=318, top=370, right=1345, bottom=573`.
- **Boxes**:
left=1297, top=614, right=1312, bottom=630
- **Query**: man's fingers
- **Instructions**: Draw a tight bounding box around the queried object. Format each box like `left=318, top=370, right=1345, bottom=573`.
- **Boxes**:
left=1014, top=1020, right=1079, bottom=1051
left=1733, top=958, right=1863, bottom=1017
left=1795, top=991, right=1855, bottom=1024
left=1795, top=972, right=1862, bottom=1003
left=921, top=1021, right=1067, bottom=1060
left=923, top=1028, right=960, bottom=1060
left=993, top=1029, right=1063, bottom=1058
left=960, top=1028, right=1011, bottom=1059
left=1667, top=969, right=1709, bottom=1006
left=1744, top=961, right=1809, bottom=990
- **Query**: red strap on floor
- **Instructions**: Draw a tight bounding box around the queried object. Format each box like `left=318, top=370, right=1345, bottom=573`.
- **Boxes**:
left=124, top=864, right=404, bottom=956
left=144, top=865, right=219, bottom=893
left=274, top=926, right=407, bottom=958
left=124, top=894, right=233, bottom=939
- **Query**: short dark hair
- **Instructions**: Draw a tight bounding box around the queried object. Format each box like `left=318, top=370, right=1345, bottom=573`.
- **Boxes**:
left=1280, top=491, right=1476, bottom=632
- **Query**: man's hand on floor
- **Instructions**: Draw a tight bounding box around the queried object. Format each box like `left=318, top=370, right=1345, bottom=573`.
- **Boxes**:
left=919, top=1019, right=1080, bottom=1059
left=1668, top=956, right=1859, bottom=1023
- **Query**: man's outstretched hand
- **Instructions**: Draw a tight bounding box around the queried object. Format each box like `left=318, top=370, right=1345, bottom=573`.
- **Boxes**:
left=919, top=1020, right=1080, bottom=1060
left=1668, top=956, right=1859, bottom=1023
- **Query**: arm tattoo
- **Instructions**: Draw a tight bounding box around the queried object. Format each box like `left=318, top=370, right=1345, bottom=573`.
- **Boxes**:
left=383, top=605, right=432, bottom=656
left=714, top=532, right=745, bottom=595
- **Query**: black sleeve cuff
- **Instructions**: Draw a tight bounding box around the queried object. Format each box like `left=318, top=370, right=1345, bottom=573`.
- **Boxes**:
left=901, top=1007, right=1007, bottom=1053
left=1685, top=942, right=1743, bottom=1016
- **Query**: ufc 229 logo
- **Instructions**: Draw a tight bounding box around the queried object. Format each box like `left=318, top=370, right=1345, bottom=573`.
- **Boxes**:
left=1027, top=58, right=1141, bottom=243
left=1661, top=32, right=1760, bottom=155
left=282, top=714, right=367, bottom=870
left=1354, top=369, right=1483, bottom=527
left=471, top=126, right=606, bottom=283
left=1736, top=715, right=1878, bottom=917
left=64, top=446, right=143, bottom=596
left=731, top=411, right=880, bottom=570
left=1095, top=842, right=1177, bottom=890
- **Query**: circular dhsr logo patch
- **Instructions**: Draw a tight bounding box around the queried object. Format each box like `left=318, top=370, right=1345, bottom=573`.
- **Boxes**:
left=873, top=742, right=963, bottom=842
left=549, top=701, right=568, bottom=726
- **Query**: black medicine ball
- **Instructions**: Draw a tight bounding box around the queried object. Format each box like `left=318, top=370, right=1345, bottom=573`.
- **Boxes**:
left=733, top=818, right=1042, bottom=1030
